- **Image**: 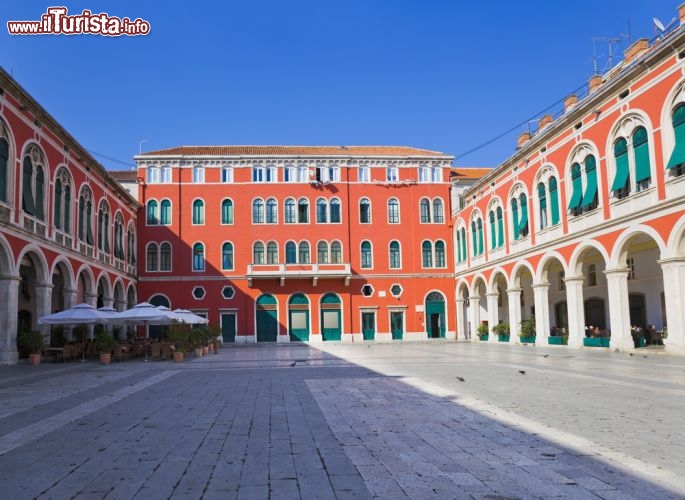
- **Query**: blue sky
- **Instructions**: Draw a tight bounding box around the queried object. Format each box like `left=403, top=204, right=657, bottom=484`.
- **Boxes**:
left=1, top=1, right=680, bottom=169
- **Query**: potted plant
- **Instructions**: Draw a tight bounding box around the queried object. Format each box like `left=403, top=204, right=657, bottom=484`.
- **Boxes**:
left=95, top=330, right=117, bottom=364
left=212, top=325, right=221, bottom=352
left=476, top=323, right=489, bottom=341
left=189, top=328, right=205, bottom=357
left=18, top=331, right=44, bottom=365
left=492, top=322, right=510, bottom=342
left=519, top=316, right=536, bottom=343
left=168, top=323, right=189, bottom=362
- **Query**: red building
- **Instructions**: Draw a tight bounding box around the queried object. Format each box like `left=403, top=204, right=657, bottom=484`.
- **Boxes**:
left=0, top=68, right=139, bottom=365
left=135, top=146, right=459, bottom=343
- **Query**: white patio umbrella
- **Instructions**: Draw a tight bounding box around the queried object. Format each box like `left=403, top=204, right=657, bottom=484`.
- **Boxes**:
left=111, top=302, right=170, bottom=360
left=169, top=309, right=209, bottom=325
left=38, top=303, right=115, bottom=325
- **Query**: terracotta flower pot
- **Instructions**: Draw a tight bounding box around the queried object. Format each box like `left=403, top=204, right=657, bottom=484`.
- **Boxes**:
left=208, top=343, right=214, bottom=354
left=202, top=345, right=209, bottom=356
left=29, top=353, right=41, bottom=365
left=100, top=352, right=111, bottom=365
left=194, top=347, right=203, bottom=357
left=174, top=351, right=185, bottom=363
left=214, top=340, right=221, bottom=352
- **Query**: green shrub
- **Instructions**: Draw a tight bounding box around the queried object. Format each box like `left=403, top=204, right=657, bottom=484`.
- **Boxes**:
left=94, top=330, right=118, bottom=353
left=519, top=316, right=536, bottom=338
left=17, top=331, right=44, bottom=354
left=492, top=322, right=510, bottom=336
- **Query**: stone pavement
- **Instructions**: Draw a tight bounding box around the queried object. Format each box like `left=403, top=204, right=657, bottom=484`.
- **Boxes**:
left=0, top=342, right=682, bottom=499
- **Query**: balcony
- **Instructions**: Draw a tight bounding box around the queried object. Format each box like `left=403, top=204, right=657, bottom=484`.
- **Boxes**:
left=246, top=262, right=352, bottom=286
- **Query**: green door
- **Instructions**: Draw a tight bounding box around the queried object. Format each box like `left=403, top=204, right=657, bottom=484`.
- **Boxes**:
left=221, top=313, right=236, bottom=343
left=289, top=293, right=309, bottom=341
left=321, top=293, right=342, bottom=341
left=361, top=312, right=375, bottom=340
left=390, top=311, right=404, bottom=340
left=256, top=295, right=278, bottom=342
left=425, top=292, right=446, bottom=338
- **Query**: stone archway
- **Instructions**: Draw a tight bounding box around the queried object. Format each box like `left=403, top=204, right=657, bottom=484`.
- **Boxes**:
left=0, top=238, right=18, bottom=365
left=17, top=249, right=50, bottom=334
left=536, top=254, right=568, bottom=346
left=488, top=270, right=509, bottom=343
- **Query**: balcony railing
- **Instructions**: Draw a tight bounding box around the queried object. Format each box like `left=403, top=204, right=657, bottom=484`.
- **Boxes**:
left=246, top=262, right=351, bottom=286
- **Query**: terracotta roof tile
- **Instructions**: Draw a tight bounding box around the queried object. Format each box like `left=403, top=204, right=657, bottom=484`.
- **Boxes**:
left=450, top=168, right=492, bottom=180
left=108, top=170, right=138, bottom=181
left=137, top=145, right=450, bottom=158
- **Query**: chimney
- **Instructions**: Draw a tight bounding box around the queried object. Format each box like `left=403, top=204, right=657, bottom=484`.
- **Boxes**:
left=538, top=114, right=553, bottom=130
left=623, top=38, right=649, bottom=64
left=517, top=132, right=531, bottom=149
left=679, top=3, right=685, bottom=24
left=588, top=75, right=603, bottom=93
left=564, top=94, right=578, bottom=113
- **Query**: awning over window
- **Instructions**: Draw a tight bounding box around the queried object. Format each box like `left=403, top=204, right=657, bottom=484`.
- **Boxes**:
left=610, top=153, right=630, bottom=192
left=518, top=201, right=529, bottom=234
left=581, top=170, right=598, bottom=207
left=567, top=175, right=582, bottom=210
left=667, top=140, right=685, bottom=169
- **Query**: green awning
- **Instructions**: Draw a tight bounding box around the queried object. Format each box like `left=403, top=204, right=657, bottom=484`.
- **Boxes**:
left=667, top=138, right=685, bottom=169
left=567, top=168, right=583, bottom=210
left=634, top=143, right=651, bottom=182
left=611, top=153, right=630, bottom=192
left=581, top=168, right=598, bottom=207
left=518, top=200, right=529, bottom=234
left=549, top=179, right=560, bottom=225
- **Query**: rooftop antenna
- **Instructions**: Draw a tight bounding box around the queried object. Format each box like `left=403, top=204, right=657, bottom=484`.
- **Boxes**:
left=654, top=17, right=677, bottom=38
left=138, top=139, right=148, bottom=155
left=591, top=36, right=624, bottom=73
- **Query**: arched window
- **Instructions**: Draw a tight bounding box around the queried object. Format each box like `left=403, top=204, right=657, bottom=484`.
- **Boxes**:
left=21, top=145, right=46, bottom=220
left=460, top=227, right=467, bottom=261
left=331, top=241, right=342, bottom=263
left=422, top=241, right=433, bottom=267
left=266, top=198, right=278, bottom=223
left=489, top=210, right=496, bottom=250
left=253, top=241, right=265, bottom=264
left=53, top=169, right=72, bottom=233
left=496, top=207, right=504, bottom=247
left=221, top=199, right=234, bottom=224
left=330, top=198, right=341, bottom=223
left=160, top=199, right=171, bottom=225
left=632, top=126, right=651, bottom=191
left=160, top=242, right=172, bottom=271
left=222, top=242, right=234, bottom=270
left=298, top=241, right=310, bottom=263
left=518, top=194, right=529, bottom=238
left=667, top=104, right=685, bottom=176
left=285, top=198, right=296, bottom=223
left=568, top=162, right=583, bottom=216
left=266, top=241, right=278, bottom=264
left=476, top=218, right=484, bottom=254
left=192, top=199, right=205, bottom=224
left=126, top=226, right=136, bottom=265
left=359, top=198, right=371, bottom=223
left=611, top=138, right=630, bottom=199
left=252, top=199, right=264, bottom=224
left=511, top=198, right=519, bottom=239
left=580, top=155, right=598, bottom=211
left=146, top=200, right=158, bottom=225
left=192, top=243, right=205, bottom=271
left=388, top=198, right=399, bottom=224
left=456, top=228, right=463, bottom=262
left=316, top=198, right=328, bottom=223
left=317, top=241, right=329, bottom=263
left=471, top=220, right=478, bottom=254
left=548, top=178, right=560, bottom=226
left=298, top=198, right=309, bottom=223
left=146, top=243, right=158, bottom=271
left=433, top=198, right=444, bottom=223
left=420, top=198, right=431, bottom=223
left=0, top=133, right=9, bottom=203
left=114, top=213, right=124, bottom=260
left=285, top=241, right=297, bottom=264
left=79, top=188, right=94, bottom=244
left=435, top=240, right=446, bottom=267
left=389, top=240, right=401, bottom=269
left=360, top=241, right=372, bottom=268
left=538, top=182, right=548, bottom=229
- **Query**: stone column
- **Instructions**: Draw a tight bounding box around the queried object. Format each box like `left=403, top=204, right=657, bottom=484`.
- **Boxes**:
left=486, top=293, right=500, bottom=343
left=659, top=258, right=685, bottom=355
left=469, top=294, right=481, bottom=341
left=0, top=277, right=20, bottom=365
left=564, top=276, right=585, bottom=348
left=456, top=299, right=466, bottom=341
left=34, top=282, right=53, bottom=340
left=507, top=288, right=522, bottom=344
left=604, top=267, right=633, bottom=351
left=533, top=282, right=551, bottom=346
left=85, top=293, right=98, bottom=339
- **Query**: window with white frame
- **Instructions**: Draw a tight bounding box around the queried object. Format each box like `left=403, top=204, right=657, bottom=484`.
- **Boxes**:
left=387, top=198, right=400, bottom=224
left=387, top=165, right=398, bottom=182
left=160, top=165, right=172, bottom=183
left=358, top=165, right=370, bottom=183
left=431, top=166, right=442, bottom=183
left=418, top=165, right=430, bottom=183
left=252, top=166, right=264, bottom=183
left=221, top=166, right=234, bottom=183
left=192, top=166, right=205, bottom=183
left=147, top=165, right=160, bottom=184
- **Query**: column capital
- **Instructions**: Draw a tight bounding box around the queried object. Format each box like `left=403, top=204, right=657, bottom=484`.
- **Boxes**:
left=532, top=282, right=550, bottom=290
left=658, top=257, right=685, bottom=266
left=485, top=292, right=500, bottom=298
left=506, top=288, right=522, bottom=294
left=0, top=275, right=21, bottom=283
left=563, top=275, right=585, bottom=284
left=456, top=298, right=466, bottom=304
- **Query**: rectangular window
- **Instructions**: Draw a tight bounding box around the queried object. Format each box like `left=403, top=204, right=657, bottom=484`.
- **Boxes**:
left=431, top=166, right=442, bottom=183
left=627, top=257, right=636, bottom=280
left=221, top=167, right=233, bottom=183
left=387, top=166, right=398, bottom=182
left=252, top=167, right=264, bottom=183
left=329, top=166, right=340, bottom=182
left=559, top=271, right=565, bottom=291
left=266, top=166, right=277, bottom=182
left=298, top=166, right=309, bottom=182
left=418, top=166, right=430, bottom=183
left=284, top=167, right=295, bottom=183
left=161, top=167, right=171, bottom=183
left=358, top=166, right=370, bottom=183
left=192, top=167, right=204, bottom=183
left=587, top=264, right=597, bottom=287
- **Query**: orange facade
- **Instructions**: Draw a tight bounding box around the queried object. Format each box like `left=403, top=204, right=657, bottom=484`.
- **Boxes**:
left=137, top=147, right=457, bottom=342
